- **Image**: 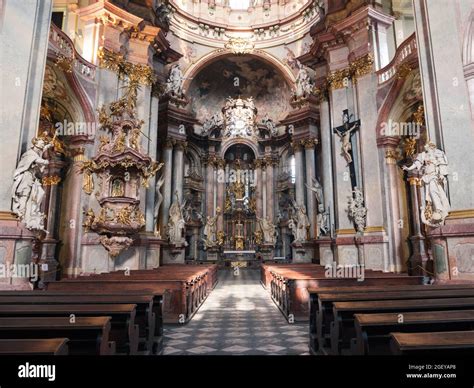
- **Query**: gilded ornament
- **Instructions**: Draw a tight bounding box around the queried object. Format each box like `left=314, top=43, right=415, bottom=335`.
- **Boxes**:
left=42, top=175, right=61, bottom=186
left=224, top=37, right=255, bottom=55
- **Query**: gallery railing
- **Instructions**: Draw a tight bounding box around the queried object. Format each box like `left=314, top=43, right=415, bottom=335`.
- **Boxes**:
left=48, top=23, right=96, bottom=82
left=376, top=32, right=418, bottom=85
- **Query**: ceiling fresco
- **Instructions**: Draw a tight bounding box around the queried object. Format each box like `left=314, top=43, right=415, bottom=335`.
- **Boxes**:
left=188, top=56, right=292, bottom=124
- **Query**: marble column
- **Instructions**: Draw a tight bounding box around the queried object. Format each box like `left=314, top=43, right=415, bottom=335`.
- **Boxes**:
left=40, top=157, right=66, bottom=283
left=0, top=0, right=52, bottom=211
left=216, top=159, right=225, bottom=230
left=319, top=99, right=335, bottom=233
left=59, top=146, right=88, bottom=276
left=406, top=174, right=429, bottom=276
left=172, top=141, right=185, bottom=202
left=262, top=169, right=267, bottom=218
left=293, top=143, right=305, bottom=207
left=255, top=160, right=263, bottom=218
left=205, top=156, right=214, bottom=217
left=145, top=92, right=159, bottom=232
left=384, top=146, right=404, bottom=272
left=160, top=141, right=173, bottom=234
left=304, top=139, right=317, bottom=238
left=265, top=159, right=275, bottom=221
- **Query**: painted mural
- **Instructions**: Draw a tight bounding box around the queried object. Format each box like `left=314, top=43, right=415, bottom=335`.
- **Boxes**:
left=188, top=56, right=291, bottom=124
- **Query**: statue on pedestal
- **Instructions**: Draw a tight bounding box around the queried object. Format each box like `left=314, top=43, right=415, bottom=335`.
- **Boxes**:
left=317, top=204, right=330, bottom=236
left=203, top=213, right=218, bottom=248
left=293, top=63, right=313, bottom=99
left=290, top=202, right=310, bottom=243
left=167, top=191, right=187, bottom=246
left=257, top=216, right=277, bottom=245
left=403, top=142, right=450, bottom=226
left=165, top=64, right=185, bottom=98
left=12, top=137, right=53, bottom=232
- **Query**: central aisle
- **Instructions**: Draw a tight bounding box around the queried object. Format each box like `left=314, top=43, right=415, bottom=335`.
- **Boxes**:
left=163, top=268, right=309, bottom=355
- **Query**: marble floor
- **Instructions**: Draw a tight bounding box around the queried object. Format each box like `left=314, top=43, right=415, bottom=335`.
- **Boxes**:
left=162, top=268, right=310, bottom=355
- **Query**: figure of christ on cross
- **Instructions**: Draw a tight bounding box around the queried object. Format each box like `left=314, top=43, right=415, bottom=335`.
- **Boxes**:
left=333, top=109, right=361, bottom=190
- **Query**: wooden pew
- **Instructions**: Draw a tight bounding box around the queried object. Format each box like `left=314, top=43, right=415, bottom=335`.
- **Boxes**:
left=353, top=310, right=474, bottom=355
left=262, top=263, right=425, bottom=321
left=0, top=317, right=113, bottom=355
left=0, top=293, right=162, bottom=354
left=330, top=297, right=474, bottom=355
left=47, top=280, right=190, bottom=323
left=312, top=286, right=474, bottom=352
left=390, top=331, right=474, bottom=355
left=283, top=275, right=425, bottom=322
left=0, top=339, right=69, bottom=355
left=81, top=271, right=209, bottom=317
left=0, top=304, right=139, bottom=355
left=50, top=264, right=218, bottom=323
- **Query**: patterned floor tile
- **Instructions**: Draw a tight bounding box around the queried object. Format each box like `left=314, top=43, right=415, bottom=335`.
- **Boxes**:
left=162, top=268, right=309, bottom=356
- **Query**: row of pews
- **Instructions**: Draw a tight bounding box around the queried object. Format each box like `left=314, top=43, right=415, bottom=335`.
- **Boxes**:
left=0, top=264, right=217, bottom=356
left=310, top=282, right=474, bottom=355
left=261, top=263, right=474, bottom=355
left=261, top=263, right=426, bottom=322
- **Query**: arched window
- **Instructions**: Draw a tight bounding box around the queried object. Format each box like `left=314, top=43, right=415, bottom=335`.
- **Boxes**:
left=229, top=0, right=250, bottom=10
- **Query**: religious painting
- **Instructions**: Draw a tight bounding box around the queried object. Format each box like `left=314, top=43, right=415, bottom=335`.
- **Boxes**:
left=188, top=56, right=291, bottom=123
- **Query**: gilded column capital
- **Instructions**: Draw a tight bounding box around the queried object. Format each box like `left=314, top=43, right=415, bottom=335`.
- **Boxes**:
left=349, top=53, right=374, bottom=79
left=254, top=158, right=265, bottom=169
left=327, top=68, right=351, bottom=90
left=407, top=176, right=422, bottom=186
left=174, top=140, right=187, bottom=151
left=70, top=147, right=86, bottom=162
left=42, top=176, right=62, bottom=186
left=290, top=141, right=303, bottom=152
left=385, top=148, right=400, bottom=165
left=164, top=138, right=174, bottom=149
left=302, top=138, right=318, bottom=149
left=216, top=158, right=226, bottom=169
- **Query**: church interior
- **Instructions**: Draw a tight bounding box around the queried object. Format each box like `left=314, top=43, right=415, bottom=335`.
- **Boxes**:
left=0, top=0, right=474, bottom=366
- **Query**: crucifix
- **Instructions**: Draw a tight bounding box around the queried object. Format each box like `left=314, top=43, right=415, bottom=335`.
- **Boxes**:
left=333, top=109, right=361, bottom=190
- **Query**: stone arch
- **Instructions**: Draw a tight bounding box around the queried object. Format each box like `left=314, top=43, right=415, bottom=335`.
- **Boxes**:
left=220, top=138, right=259, bottom=159
left=463, top=10, right=474, bottom=66
left=182, top=49, right=296, bottom=93
left=185, top=143, right=203, bottom=173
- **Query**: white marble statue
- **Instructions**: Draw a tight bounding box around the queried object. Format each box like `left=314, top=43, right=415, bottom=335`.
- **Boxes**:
left=167, top=191, right=187, bottom=246
left=165, top=64, right=185, bottom=97
left=348, top=187, right=367, bottom=233
left=257, top=216, right=277, bottom=245
left=12, top=137, right=53, bottom=232
left=290, top=202, right=310, bottom=243
left=153, top=172, right=164, bottom=229
left=203, top=214, right=218, bottom=248
left=317, top=204, right=330, bottom=236
left=402, top=142, right=450, bottom=226
left=306, top=177, right=323, bottom=205
left=294, top=63, right=313, bottom=98
left=261, top=113, right=278, bottom=136
left=288, top=218, right=297, bottom=241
